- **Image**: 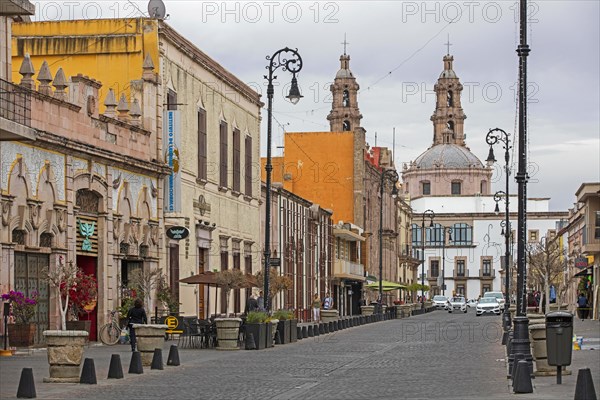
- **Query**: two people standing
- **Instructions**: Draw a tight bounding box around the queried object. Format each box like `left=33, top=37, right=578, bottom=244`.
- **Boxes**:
left=312, top=292, right=334, bottom=322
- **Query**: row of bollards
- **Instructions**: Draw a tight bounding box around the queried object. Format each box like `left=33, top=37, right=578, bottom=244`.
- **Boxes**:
left=16, top=345, right=181, bottom=398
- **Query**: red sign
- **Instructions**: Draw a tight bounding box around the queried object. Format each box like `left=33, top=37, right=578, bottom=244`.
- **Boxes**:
left=574, top=257, right=588, bottom=269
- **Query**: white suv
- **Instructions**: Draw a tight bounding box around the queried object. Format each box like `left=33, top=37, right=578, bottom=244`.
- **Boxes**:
left=483, top=291, right=506, bottom=310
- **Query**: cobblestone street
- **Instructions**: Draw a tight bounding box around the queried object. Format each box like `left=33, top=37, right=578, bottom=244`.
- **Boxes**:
left=1, top=311, right=598, bottom=399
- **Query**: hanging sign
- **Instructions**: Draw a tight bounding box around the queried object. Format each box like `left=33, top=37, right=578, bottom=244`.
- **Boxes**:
left=166, top=226, right=189, bottom=241
left=574, top=257, right=588, bottom=269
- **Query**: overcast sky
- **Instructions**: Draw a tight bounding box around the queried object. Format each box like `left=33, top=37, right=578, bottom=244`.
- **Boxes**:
left=33, top=1, right=599, bottom=211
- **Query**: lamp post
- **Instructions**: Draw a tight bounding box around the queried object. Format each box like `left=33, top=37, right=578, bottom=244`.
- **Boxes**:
left=441, top=227, right=453, bottom=297
left=378, top=168, right=399, bottom=314
left=486, top=127, right=512, bottom=336
left=421, top=209, right=435, bottom=309
left=263, top=48, right=303, bottom=312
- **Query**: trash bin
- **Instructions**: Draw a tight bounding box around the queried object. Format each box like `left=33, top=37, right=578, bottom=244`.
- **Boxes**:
left=545, top=311, right=573, bottom=384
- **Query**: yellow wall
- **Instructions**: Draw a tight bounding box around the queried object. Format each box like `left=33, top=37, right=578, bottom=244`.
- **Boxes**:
left=262, top=131, right=355, bottom=224
left=11, top=18, right=159, bottom=109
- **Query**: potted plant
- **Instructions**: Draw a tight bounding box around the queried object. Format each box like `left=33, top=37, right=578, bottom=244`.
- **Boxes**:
left=43, top=257, right=88, bottom=383
left=65, top=270, right=98, bottom=336
left=214, top=269, right=247, bottom=350
left=1, top=290, right=39, bottom=347
left=244, top=311, right=268, bottom=350
left=273, top=309, right=294, bottom=345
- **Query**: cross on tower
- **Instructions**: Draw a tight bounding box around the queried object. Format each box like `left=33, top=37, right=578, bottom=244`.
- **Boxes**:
left=445, top=34, right=452, bottom=55
left=341, top=33, right=349, bottom=55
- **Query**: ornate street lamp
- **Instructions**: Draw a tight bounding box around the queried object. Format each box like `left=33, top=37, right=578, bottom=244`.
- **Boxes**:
left=378, top=168, right=399, bottom=314
left=486, top=127, right=513, bottom=338
left=421, top=209, right=435, bottom=309
left=263, top=48, right=303, bottom=312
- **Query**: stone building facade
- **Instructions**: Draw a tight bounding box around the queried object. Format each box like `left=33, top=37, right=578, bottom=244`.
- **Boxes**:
left=0, top=52, right=168, bottom=341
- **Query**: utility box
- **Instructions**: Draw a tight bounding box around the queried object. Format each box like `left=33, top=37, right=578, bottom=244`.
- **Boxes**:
left=546, top=311, right=573, bottom=367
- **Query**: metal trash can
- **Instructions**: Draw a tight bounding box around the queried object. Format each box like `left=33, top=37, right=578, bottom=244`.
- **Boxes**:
left=545, top=311, right=573, bottom=384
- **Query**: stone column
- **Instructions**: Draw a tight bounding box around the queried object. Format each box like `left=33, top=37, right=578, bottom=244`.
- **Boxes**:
left=132, top=324, right=167, bottom=365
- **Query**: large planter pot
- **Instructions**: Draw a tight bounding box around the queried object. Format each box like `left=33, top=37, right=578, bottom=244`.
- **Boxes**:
left=400, top=304, right=412, bottom=318
left=289, top=319, right=298, bottom=342
left=215, top=318, right=241, bottom=351
left=361, top=306, right=374, bottom=316
left=7, top=323, right=36, bottom=347
left=132, top=324, right=168, bottom=365
left=277, top=320, right=291, bottom=344
left=66, top=320, right=92, bottom=342
left=43, top=330, right=88, bottom=383
left=321, top=309, right=339, bottom=322
left=245, top=323, right=267, bottom=350
left=394, top=305, right=403, bottom=319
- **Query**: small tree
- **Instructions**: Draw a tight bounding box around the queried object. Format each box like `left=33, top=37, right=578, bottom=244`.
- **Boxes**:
left=527, top=237, right=568, bottom=312
left=254, top=267, right=292, bottom=310
left=45, top=257, right=78, bottom=330
left=128, top=267, right=162, bottom=313
left=215, top=269, right=247, bottom=314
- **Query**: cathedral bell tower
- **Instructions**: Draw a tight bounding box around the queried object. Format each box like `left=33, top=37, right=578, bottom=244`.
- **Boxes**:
left=327, top=52, right=363, bottom=132
left=430, top=54, right=467, bottom=146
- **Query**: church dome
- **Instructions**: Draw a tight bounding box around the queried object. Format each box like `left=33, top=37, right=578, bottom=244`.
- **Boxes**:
left=336, top=68, right=354, bottom=79
left=414, top=144, right=483, bottom=169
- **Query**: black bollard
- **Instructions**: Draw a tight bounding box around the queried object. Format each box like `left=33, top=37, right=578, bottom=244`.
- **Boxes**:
left=319, top=323, right=325, bottom=335
left=574, top=368, right=597, bottom=400
left=274, top=330, right=282, bottom=345
left=107, top=354, right=124, bottom=379
left=167, top=344, right=180, bottom=366
left=151, top=348, right=163, bottom=370
left=128, top=351, right=144, bottom=374
left=512, top=360, right=533, bottom=394
left=245, top=333, right=256, bottom=350
left=297, top=326, right=302, bottom=340
left=307, top=325, right=314, bottom=337
left=302, top=326, right=308, bottom=339
left=16, top=368, right=36, bottom=399
left=79, top=358, right=97, bottom=384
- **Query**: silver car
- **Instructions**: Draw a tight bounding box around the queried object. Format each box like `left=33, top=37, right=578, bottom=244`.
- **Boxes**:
left=446, top=296, right=467, bottom=313
left=432, top=295, right=448, bottom=309
left=476, top=297, right=501, bottom=316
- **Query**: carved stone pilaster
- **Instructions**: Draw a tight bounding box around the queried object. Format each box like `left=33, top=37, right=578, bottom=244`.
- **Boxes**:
left=27, top=199, right=44, bottom=230
left=113, top=213, right=122, bottom=240
left=55, top=205, right=67, bottom=233
left=1, top=196, right=14, bottom=227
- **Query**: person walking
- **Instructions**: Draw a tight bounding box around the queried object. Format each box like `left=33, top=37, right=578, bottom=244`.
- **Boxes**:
left=577, top=293, right=588, bottom=321
left=312, top=294, right=321, bottom=322
left=127, top=298, right=147, bottom=352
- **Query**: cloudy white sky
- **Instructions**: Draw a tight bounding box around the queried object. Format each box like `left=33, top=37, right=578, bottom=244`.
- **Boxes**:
left=32, top=0, right=599, bottom=211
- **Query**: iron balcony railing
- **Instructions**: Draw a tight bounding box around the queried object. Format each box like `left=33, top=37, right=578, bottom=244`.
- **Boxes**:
left=0, top=78, right=31, bottom=127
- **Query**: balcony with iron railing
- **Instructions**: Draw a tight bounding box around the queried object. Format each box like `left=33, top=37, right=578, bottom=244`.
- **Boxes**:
left=479, top=268, right=495, bottom=279
left=333, top=258, right=365, bottom=280
left=453, top=269, right=469, bottom=279
left=0, top=78, right=35, bottom=140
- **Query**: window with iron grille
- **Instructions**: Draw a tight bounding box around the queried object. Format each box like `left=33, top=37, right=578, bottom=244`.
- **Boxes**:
left=233, top=128, right=241, bottom=192
left=197, top=109, right=207, bottom=180
left=219, top=121, right=228, bottom=187
left=245, top=135, right=253, bottom=196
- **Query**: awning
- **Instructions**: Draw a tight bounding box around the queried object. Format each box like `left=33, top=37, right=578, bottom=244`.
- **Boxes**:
left=364, top=281, right=407, bottom=291
left=574, top=266, right=593, bottom=278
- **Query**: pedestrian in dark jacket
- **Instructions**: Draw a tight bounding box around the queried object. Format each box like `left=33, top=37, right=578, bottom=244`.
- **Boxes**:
left=577, top=293, right=588, bottom=321
left=127, top=298, right=147, bottom=351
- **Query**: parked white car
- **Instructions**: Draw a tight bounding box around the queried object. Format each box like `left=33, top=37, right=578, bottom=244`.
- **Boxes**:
left=483, top=292, right=506, bottom=310
left=476, top=297, right=502, bottom=316
left=467, top=299, right=477, bottom=308
left=446, top=296, right=467, bottom=313
left=432, top=295, right=448, bottom=309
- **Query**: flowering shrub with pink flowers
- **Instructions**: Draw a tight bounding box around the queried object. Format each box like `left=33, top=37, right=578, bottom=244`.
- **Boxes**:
left=1, top=290, right=39, bottom=324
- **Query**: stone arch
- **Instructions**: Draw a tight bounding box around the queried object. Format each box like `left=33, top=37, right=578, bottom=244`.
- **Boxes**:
left=73, top=172, right=108, bottom=213
left=36, top=161, right=57, bottom=205
left=116, top=181, right=133, bottom=220
left=8, top=156, right=31, bottom=203
left=136, top=186, right=152, bottom=220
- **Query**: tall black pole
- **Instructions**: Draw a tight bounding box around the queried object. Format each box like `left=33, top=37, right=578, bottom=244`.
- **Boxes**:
left=512, top=0, right=534, bottom=389
left=263, top=48, right=303, bottom=312
left=378, top=169, right=398, bottom=314
left=421, top=210, right=434, bottom=309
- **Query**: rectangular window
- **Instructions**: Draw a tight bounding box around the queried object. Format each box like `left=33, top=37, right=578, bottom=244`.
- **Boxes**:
left=482, top=284, right=491, bottom=295
left=422, top=182, right=431, bottom=195
left=411, top=224, right=422, bottom=246
left=482, top=259, right=492, bottom=276
left=233, top=128, right=241, bottom=192
left=219, top=121, right=228, bottom=187
left=456, top=284, right=465, bottom=296
left=197, top=109, right=207, bottom=180
left=456, top=259, right=465, bottom=277
left=451, top=181, right=461, bottom=195
left=430, top=260, right=439, bottom=278
left=245, top=135, right=253, bottom=196
left=167, top=89, right=177, bottom=110
left=233, top=241, right=241, bottom=314
left=452, top=224, right=473, bottom=245
left=595, top=211, right=600, bottom=239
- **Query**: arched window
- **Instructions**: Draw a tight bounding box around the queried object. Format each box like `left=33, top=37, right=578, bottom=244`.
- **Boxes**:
left=447, top=120, right=454, bottom=132
left=447, top=91, right=454, bottom=107
left=343, top=120, right=351, bottom=131
left=451, top=223, right=473, bottom=245
left=342, top=90, right=350, bottom=107
left=76, top=189, right=100, bottom=213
